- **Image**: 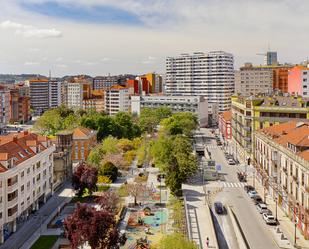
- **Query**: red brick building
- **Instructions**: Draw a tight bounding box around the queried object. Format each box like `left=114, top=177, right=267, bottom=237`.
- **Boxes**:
left=218, top=110, right=232, bottom=139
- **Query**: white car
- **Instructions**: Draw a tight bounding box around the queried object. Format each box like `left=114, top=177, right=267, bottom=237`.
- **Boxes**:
left=248, top=190, right=258, bottom=198
left=228, top=159, right=236, bottom=165
left=256, top=203, right=268, bottom=214
left=262, top=213, right=277, bottom=225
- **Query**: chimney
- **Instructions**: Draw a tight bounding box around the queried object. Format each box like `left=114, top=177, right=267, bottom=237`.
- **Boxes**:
left=13, top=135, right=18, bottom=142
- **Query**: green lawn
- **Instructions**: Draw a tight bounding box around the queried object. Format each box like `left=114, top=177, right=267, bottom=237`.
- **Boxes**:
left=30, top=235, right=58, bottom=249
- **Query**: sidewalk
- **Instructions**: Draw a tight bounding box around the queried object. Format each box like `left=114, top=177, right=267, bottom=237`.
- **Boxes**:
left=248, top=174, right=309, bottom=249
left=183, top=183, right=219, bottom=249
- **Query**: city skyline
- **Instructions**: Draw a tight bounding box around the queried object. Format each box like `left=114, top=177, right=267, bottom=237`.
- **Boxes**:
left=1, top=0, right=309, bottom=76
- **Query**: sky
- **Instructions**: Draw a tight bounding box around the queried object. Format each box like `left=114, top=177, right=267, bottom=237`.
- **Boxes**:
left=0, top=0, right=308, bottom=77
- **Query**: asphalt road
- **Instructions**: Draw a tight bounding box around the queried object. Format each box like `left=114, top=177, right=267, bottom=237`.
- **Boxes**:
left=198, top=128, right=279, bottom=249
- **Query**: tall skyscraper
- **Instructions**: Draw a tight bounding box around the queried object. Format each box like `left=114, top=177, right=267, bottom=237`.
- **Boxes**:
left=265, top=51, right=278, bottom=66
left=165, top=51, right=234, bottom=111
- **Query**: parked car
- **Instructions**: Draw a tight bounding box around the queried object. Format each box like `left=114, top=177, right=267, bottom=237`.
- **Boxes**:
left=256, top=203, right=268, bottom=213
left=253, top=195, right=263, bottom=205
left=214, top=202, right=225, bottom=215
left=262, top=213, right=277, bottom=225
left=217, top=141, right=222, bottom=146
left=248, top=190, right=258, bottom=198
left=244, top=185, right=255, bottom=193
left=228, top=159, right=236, bottom=165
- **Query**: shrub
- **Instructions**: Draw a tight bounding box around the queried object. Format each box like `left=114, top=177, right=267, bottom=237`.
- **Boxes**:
left=99, top=162, right=118, bottom=183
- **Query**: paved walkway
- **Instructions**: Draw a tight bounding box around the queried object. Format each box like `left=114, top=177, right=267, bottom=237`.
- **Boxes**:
left=0, top=183, right=73, bottom=249
left=183, top=182, right=219, bottom=249
left=250, top=174, right=309, bottom=249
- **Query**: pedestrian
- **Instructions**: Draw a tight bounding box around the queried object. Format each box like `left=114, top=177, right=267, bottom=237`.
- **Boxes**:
left=206, top=237, right=209, bottom=247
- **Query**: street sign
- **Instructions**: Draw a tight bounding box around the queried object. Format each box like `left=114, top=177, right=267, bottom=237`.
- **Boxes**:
left=216, top=164, right=222, bottom=171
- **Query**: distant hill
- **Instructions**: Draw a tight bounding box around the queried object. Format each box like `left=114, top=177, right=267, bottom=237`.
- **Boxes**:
left=0, top=74, right=47, bottom=83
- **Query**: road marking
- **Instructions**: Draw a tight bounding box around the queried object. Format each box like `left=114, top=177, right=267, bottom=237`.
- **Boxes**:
left=222, top=182, right=245, bottom=188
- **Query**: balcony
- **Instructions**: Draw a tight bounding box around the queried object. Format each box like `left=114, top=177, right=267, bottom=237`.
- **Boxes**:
left=7, top=212, right=17, bottom=223
left=7, top=182, right=18, bottom=193
left=7, top=197, right=18, bottom=207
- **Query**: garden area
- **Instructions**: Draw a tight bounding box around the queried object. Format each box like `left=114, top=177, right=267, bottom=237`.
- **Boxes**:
left=34, top=106, right=199, bottom=249
left=30, top=235, right=58, bottom=249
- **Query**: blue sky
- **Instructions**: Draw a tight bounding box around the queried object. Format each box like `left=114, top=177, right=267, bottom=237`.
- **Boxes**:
left=0, top=0, right=308, bottom=76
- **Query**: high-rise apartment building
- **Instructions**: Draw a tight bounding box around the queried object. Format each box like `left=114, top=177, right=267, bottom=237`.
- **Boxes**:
left=27, top=79, right=49, bottom=115
left=273, top=66, right=293, bottom=93
left=288, top=65, right=309, bottom=96
left=0, top=86, right=10, bottom=132
left=104, top=85, right=132, bottom=115
left=48, top=79, right=62, bottom=108
left=235, top=63, right=273, bottom=96
left=166, top=51, right=234, bottom=112
left=264, top=51, right=278, bottom=66
left=67, top=81, right=92, bottom=109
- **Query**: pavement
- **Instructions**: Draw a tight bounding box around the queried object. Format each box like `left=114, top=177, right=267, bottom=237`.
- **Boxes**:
left=0, top=183, right=74, bottom=249
left=198, top=128, right=279, bottom=249
left=251, top=174, right=309, bottom=249
left=183, top=182, right=219, bottom=249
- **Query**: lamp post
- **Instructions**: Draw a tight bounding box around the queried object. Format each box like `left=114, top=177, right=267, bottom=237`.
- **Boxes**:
left=275, top=196, right=278, bottom=222
left=294, top=222, right=297, bottom=247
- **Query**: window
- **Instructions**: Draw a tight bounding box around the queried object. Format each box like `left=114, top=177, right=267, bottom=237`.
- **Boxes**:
left=304, top=92, right=307, bottom=95
left=21, top=185, right=24, bottom=192
left=21, top=171, right=24, bottom=178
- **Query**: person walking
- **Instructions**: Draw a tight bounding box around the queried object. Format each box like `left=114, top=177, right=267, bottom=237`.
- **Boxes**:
left=206, top=237, right=209, bottom=247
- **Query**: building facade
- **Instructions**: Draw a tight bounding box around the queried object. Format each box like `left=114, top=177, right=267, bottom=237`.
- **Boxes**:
left=273, top=66, right=293, bottom=93
left=235, top=63, right=273, bottom=96
left=48, top=79, right=62, bottom=108
left=72, top=127, right=97, bottom=162
left=0, top=86, right=10, bottom=131
left=104, top=85, right=132, bottom=115
left=131, top=95, right=208, bottom=127
left=166, top=51, right=234, bottom=112
left=231, top=94, right=309, bottom=163
left=9, top=87, right=30, bottom=124
left=288, top=66, right=309, bottom=97
left=218, top=110, right=232, bottom=140
left=254, top=122, right=309, bottom=239
left=27, top=79, right=49, bottom=115
left=0, top=131, right=55, bottom=243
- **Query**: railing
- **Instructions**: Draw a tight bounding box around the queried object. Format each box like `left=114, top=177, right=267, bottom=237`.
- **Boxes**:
left=7, top=182, right=18, bottom=193
left=7, top=197, right=18, bottom=207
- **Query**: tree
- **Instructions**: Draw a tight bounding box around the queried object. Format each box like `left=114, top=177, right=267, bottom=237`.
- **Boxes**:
left=72, top=163, right=98, bottom=197
left=114, top=112, right=141, bottom=139
left=139, top=107, right=172, bottom=133
left=96, top=190, right=120, bottom=214
left=34, top=109, right=62, bottom=135
left=157, top=233, right=198, bottom=249
left=99, top=162, right=118, bottom=182
left=64, top=203, right=119, bottom=249
left=151, top=136, right=197, bottom=195
left=160, top=112, right=198, bottom=136
left=125, top=182, right=148, bottom=205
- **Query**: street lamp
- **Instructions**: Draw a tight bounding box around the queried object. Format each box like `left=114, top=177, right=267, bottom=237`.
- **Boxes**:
left=275, top=196, right=278, bottom=222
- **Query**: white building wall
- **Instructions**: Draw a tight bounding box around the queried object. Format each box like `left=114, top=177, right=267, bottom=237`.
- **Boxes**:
left=67, top=83, right=83, bottom=109
left=166, top=51, right=234, bottom=112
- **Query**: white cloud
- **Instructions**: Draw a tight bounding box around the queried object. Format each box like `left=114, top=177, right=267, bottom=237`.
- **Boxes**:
left=55, top=57, right=63, bottom=62
left=100, top=57, right=110, bottom=62
left=24, top=61, right=39, bottom=66
left=56, top=64, right=68, bottom=68
left=0, top=20, right=62, bottom=38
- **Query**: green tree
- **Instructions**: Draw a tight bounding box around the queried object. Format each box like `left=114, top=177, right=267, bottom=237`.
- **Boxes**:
left=34, top=109, right=63, bottom=135
left=99, top=162, right=118, bottom=183
left=157, top=233, right=198, bottom=249
left=87, top=146, right=103, bottom=166
left=101, top=136, right=119, bottom=155
left=139, top=107, right=172, bottom=133
left=160, top=112, right=198, bottom=137
left=114, top=112, right=141, bottom=139
left=151, top=136, right=197, bottom=195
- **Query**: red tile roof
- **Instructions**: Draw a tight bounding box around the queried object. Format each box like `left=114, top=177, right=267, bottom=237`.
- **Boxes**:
left=0, top=131, right=51, bottom=171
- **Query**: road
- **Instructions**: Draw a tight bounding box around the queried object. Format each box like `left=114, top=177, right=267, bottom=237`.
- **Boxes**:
left=199, top=128, right=279, bottom=249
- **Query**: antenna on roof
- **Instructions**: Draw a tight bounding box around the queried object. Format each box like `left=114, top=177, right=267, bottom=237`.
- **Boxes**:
left=49, top=70, right=51, bottom=79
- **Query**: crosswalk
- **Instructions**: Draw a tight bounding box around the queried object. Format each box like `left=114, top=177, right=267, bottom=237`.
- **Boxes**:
left=221, top=182, right=246, bottom=188
left=205, top=145, right=220, bottom=149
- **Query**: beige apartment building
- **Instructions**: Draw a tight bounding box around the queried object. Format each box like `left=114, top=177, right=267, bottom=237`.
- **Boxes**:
left=235, top=63, right=273, bottom=96
left=254, top=121, right=309, bottom=239
left=0, top=131, right=55, bottom=243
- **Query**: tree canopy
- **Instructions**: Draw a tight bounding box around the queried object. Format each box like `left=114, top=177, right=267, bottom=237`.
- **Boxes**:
left=139, top=107, right=172, bottom=133
left=72, top=163, right=98, bottom=197
left=64, top=203, right=119, bottom=249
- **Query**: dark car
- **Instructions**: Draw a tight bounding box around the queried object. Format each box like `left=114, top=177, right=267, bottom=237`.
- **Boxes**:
left=237, top=172, right=247, bottom=182
left=214, top=202, right=225, bottom=215
left=244, top=185, right=255, bottom=193
left=253, top=195, right=263, bottom=205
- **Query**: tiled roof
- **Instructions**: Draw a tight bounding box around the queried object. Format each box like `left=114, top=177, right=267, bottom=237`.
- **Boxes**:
left=258, top=121, right=309, bottom=161
left=73, top=127, right=96, bottom=139
left=0, top=131, right=51, bottom=170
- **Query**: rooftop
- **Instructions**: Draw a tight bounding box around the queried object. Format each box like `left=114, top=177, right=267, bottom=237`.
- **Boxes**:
left=73, top=127, right=96, bottom=139
left=220, top=110, right=232, bottom=122
left=0, top=131, right=51, bottom=171
left=259, top=121, right=309, bottom=161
